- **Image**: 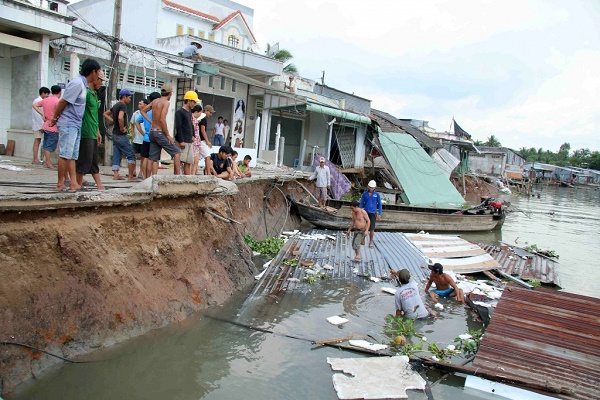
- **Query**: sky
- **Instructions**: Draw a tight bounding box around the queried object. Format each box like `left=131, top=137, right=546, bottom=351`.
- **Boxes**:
left=243, top=0, right=600, bottom=153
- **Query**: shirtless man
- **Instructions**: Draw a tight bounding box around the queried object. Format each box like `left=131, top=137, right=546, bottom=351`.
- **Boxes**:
left=345, top=200, right=370, bottom=262
left=140, top=84, right=181, bottom=175
left=424, top=263, right=464, bottom=303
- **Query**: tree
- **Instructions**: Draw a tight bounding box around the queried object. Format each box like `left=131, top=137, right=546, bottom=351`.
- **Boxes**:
left=265, top=43, right=298, bottom=74
left=485, top=135, right=502, bottom=147
left=558, top=142, right=571, bottom=161
left=473, top=139, right=484, bottom=146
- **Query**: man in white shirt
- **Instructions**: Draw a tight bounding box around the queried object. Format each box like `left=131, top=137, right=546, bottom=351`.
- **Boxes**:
left=32, top=87, right=50, bottom=164
left=213, top=116, right=225, bottom=146
left=309, top=157, right=331, bottom=208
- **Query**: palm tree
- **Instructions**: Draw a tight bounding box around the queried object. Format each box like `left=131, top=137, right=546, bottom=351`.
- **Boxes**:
left=265, top=43, right=298, bottom=74
left=485, top=135, right=502, bottom=147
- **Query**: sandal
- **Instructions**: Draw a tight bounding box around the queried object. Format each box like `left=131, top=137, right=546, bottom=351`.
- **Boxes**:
left=369, top=243, right=375, bottom=249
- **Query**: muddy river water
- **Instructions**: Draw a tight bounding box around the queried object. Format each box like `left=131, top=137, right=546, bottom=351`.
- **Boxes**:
left=8, top=185, right=599, bottom=399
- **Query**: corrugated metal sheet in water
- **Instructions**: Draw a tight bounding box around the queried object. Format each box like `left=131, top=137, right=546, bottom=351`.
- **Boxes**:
left=480, top=243, right=560, bottom=287
left=472, top=284, right=600, bottom=399
left=250, top=230, right=428, bottom=297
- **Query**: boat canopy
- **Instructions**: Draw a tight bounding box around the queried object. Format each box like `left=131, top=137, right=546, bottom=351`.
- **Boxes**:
left=379, top=132, right=466, bottom=208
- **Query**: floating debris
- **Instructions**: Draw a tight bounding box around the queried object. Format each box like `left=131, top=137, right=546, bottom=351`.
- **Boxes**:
left=326, top=316, right=349, bottom=326
left=348, top=340, right=388, bottom=352
left=328, top=356, right=426, bottom=399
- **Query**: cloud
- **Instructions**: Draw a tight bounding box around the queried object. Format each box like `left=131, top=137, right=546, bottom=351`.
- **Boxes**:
left=246, top=0, right=600, bottom=151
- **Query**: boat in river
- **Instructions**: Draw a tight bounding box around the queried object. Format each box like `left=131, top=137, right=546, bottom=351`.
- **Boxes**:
left=291, top=198, right=505, bottom=232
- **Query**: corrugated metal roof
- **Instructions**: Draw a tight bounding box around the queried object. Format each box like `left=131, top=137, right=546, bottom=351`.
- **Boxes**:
left=250, top=231, right=428, bottom=297
left=480, top=244, right=560, bottom=287
left=378, top=132, right=466, bottom=207
left=472, top=284, right=600, bottom=399
left=371, top=109, right=442, bottom=149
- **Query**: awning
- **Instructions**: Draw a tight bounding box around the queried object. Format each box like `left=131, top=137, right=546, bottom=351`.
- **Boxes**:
left=305, top=103, right=371, bottom=124
left=272, top=102, right=371, bottom=124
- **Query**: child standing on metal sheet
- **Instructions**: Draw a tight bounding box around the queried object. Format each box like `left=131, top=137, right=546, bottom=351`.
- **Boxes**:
left=424, top=263, right=464, bottom=303
left=345, top=200, right=370, bottom=263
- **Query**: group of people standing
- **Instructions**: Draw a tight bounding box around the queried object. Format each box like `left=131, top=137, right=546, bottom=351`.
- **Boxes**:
left=31, top=57, right=252, bottom=190
left=32, top=58, right=109, bottom=192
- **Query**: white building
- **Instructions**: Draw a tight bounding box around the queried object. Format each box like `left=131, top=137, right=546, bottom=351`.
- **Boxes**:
left=1, top=0, right=74, bottom=157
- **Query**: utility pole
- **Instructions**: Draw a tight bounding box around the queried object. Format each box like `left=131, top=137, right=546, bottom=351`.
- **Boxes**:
left=104, top=0, right=122, bottom=166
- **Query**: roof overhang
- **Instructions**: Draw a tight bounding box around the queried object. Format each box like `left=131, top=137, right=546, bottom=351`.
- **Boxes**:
left=271, top=102, right=370, bottom=124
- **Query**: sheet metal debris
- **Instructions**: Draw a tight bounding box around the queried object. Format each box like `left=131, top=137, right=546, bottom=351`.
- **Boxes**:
left=480, top=243, right=560, bottom=287
left=472, top=284, right=600, bottom=399
left=405, top=233, right=501, bottom=273
left=251, top=230, right=427, bottom=297
left=328, top=356, right=426, bottom=399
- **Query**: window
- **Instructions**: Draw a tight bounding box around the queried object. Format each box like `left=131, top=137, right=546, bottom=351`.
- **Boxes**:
left=231, top=80, right=236, bottom=92
left=176, top=78, right=194, bottom=109
left=220, top=77, right=226, bottom=90
left=188, top=27, right=194, bottom=36
left=208, top=76, right=214, bottom=88
left=176, top=24, right=183, bottom=35
left=198, top=30, right=205, bottom=38
left=209, top=33, right=215, bottom=41
left=228, top=35, right=239, bottom=48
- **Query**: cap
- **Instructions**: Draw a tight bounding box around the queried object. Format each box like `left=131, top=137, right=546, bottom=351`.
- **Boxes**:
left=119, top=88, right=134, bottom=97
left=161, top=84, right=173, bottom=94
left=368, top=180, right=376, bottom=188
left=319, top=157, right=325, bottom=162
left=183, top=91, right=199, bottom=102
left=98, top=70, right=109, bottom=82
left=397, top=269, right=411, bottom=283
left=204, top=105, right=215, bottom=113
left=191, top=41, right=202, bottom=48
left=428, top=263, right=444, bottom=274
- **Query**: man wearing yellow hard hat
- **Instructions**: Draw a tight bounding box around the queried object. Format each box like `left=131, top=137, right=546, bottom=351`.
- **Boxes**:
left=175, top=90, right=200, bottom=175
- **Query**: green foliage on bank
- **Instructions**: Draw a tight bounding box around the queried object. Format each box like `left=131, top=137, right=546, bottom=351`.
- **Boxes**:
left=243, top=235, right=284, bottom=258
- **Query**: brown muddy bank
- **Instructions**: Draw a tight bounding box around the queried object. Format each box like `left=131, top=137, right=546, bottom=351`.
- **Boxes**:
left=0, top=181, right=303, bottom=394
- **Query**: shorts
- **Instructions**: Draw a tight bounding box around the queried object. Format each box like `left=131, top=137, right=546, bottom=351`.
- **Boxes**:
left=432, top=287, right=455, bottom=297
left=180, top=142, right=194, bottom=164
left=76, top=138, right=99, bottom=175
left=43, top=130, right=59, bottom=152
left=368, top=213, right=377, bottom=231
left=197, top=140, right=211, bottom=158
left=352, top=231, right=365, bottom=250
left=33, top=129, right=44, bottom=139
left=149, top=130, right=180, bottom=161
left=141, top=141, right=150, bottom=158
left=57, top=126, right=81, bottom=160
left=112, top=133, right=136, bottom=171
left=315, top=186, right=328, bottom=201
left=132, top=142, right=142, bottom=154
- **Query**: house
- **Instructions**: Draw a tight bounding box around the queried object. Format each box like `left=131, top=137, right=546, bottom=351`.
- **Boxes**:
left=1, top=0, right=75, bottom=158
left=468, top=146, right=525, bottom=177
left=258, top=81, right=372, bottom=169
left=66, top=0, right=283, bottom=151
left=426, top=119, right=477, bottom=176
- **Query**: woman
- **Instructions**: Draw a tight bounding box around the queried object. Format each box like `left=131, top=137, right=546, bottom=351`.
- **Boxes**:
left=191, top=105, right=204, bottom=175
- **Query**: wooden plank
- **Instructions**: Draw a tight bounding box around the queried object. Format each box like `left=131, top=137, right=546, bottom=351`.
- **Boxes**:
left=6, top=140, right=15, bottom=156
left=422, top=248, right=487, bottom=258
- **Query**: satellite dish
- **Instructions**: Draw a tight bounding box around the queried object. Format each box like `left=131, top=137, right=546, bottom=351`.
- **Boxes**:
left=250, top=43, right=260, bottom=53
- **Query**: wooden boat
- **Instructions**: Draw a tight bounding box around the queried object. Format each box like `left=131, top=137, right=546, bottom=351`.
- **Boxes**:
left=291, top=198, right=505, bottom=232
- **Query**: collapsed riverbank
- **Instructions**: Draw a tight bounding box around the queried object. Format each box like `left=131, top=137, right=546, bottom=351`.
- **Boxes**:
left=0, top=178, right=304, bottom=394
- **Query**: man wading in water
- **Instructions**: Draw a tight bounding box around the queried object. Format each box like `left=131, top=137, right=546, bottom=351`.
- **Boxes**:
left=345, top=200, right=370, bottom=262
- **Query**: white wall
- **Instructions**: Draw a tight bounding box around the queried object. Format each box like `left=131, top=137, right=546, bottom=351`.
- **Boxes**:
left=0, top=49, right=12, bottom=146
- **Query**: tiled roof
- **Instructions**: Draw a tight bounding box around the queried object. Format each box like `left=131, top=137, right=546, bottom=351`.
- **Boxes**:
left=213, top=10, right=256, bottom=42
left=162, top=0, right=219, bottom=22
